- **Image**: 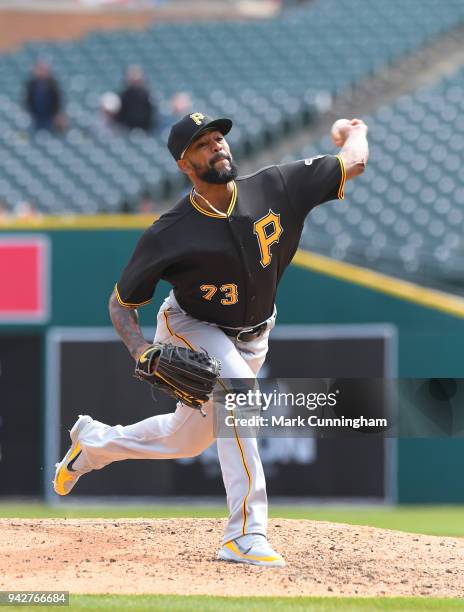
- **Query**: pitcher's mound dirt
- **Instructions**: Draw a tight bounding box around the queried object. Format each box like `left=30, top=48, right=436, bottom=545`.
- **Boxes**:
left=0, top=518, right=462, bottom=597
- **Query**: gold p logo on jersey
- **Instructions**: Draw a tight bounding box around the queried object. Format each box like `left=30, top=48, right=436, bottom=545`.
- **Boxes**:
left=190, top=113, right=205, bottom=126
left=254, top=210, right=283, bottom=268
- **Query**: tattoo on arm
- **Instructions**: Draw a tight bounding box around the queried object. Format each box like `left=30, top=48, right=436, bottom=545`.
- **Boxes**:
left=109, top=291, right=150, bottom=360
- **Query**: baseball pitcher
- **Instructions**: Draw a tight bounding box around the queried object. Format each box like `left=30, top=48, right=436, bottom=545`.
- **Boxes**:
left=54, top=112, right=369, bottom=567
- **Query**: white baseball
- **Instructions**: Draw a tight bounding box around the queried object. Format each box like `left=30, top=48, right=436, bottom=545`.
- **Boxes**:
left=331, top=118, right=351, bottom=147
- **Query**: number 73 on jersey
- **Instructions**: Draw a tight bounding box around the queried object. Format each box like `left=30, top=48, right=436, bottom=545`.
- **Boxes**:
left=200, top=283, right=238, bottom=305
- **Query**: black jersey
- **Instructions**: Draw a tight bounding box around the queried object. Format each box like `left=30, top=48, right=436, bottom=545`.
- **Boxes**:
left=115, top=154, right=346, bottom=327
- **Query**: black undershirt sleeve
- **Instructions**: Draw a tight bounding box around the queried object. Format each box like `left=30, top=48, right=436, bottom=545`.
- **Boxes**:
left=115, top=227, right=166, bottom=308
left=277, top=155, right=346, bottom=220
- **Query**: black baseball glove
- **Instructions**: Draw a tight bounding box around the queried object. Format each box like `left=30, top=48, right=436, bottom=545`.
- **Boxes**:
left=134, top=342, right=221, bottom=410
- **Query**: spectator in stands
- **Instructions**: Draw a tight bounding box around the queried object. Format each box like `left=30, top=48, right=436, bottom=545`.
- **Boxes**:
left=137, top=189, right=158, bottom=215
left=116, top=65, right=156, bottom=133
left=97, top=92, right=121, bottom=136
left=120, top=199, right=132, bottom=214
left=25, top=60, right=63, bottom=132
left=120, top=190, right=160, bottom=215
left=170, top=91, right=193, bottom=118
left=14, top=200, right=41, bottom=220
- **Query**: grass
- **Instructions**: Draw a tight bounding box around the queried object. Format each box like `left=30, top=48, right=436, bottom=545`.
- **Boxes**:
left=0, top=503, right=464, bottom=537
left=6, top=595, right=464, bottom=611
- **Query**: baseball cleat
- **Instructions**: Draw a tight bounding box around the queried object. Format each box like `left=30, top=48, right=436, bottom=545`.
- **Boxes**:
left=218, top=534, right=285, bottom=567
left=53, top=414, right=93, bottom=496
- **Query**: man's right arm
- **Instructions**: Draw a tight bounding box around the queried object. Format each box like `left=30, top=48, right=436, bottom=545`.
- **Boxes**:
left=109, top=291, right=151, bottom=361
left=333, top=118, right=369, bottom=180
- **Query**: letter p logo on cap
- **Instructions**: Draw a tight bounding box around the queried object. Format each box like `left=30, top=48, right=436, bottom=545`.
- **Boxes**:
left=190, top=113, right=205, bottom=126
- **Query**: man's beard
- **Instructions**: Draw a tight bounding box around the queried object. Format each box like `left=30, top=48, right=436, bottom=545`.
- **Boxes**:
left=196, top=154, right=238, bottom=184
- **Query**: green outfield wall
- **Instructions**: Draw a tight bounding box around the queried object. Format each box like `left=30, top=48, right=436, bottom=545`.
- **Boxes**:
left=2, top=222, right=464, bottom=503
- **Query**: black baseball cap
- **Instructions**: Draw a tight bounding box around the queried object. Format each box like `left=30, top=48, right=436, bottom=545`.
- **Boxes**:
left=168, top=113, right=233, bottom=161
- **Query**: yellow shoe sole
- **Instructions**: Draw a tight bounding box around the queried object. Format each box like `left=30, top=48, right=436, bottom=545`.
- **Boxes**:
left=53, top=415, right=92, bottom=496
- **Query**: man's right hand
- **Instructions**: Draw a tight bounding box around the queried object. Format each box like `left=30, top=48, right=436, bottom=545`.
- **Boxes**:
left=337, top=118, right=369, bottom=180
left=331, top=118, right=368, bottom=147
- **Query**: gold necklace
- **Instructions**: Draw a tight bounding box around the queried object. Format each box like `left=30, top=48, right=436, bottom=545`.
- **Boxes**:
left=193, top=189, right=228, bottom=218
